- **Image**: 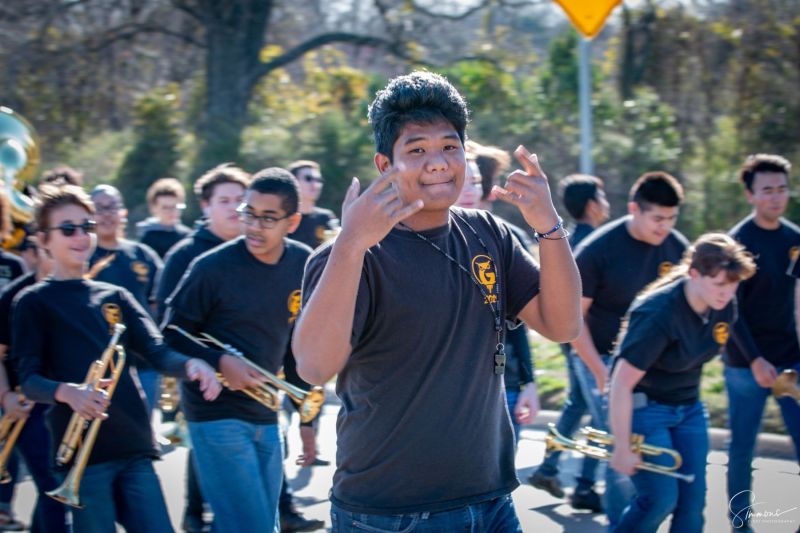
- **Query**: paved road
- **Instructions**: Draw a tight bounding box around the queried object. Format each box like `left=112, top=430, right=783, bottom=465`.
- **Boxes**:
left=12, top=404, right=800, bottom=532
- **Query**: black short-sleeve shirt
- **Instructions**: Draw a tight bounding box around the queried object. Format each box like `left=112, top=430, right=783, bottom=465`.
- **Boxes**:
left=290, top=207, right=339, bottom=249
left=300, top=207, right=540, bottom=514
left=11, top=279, right=189, bottom=466
left=575, top=216, right=689, bottom=357
left=165, top=237, right=311, bottom=424
left=140, top=224, right=192, bottom=259
left=726, top=216, right=800, bottom=368
left=614, top=278, right=736, bottom=404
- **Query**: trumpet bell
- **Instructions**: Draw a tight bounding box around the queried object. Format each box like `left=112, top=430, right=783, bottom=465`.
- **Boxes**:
left=297, top=387, right=325, bottom=424
left=773, top=369, right=800, bottom=403
left=46, top=482, right=83, bottom=509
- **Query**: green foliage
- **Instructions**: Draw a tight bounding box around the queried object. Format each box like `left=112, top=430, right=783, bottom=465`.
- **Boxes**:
left=115, top=86, right=182, bottom=220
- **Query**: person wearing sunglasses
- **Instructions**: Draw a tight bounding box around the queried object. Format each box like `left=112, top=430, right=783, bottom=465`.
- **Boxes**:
left=137, top=178, right=191, bottom=259
left=11, top=184, right=220, bottom=532
left=288, top=160, right=339, bottom=249
left=163, top=168, right=312, bottom=533
left=89, top=184, right=164, bottom=418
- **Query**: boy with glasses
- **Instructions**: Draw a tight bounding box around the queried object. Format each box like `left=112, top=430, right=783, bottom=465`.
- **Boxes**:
left=163, top=168, right=312, bottom=532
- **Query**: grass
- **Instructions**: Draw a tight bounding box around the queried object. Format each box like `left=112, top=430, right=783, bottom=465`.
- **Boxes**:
left=530, top=334, right=788, bottom=435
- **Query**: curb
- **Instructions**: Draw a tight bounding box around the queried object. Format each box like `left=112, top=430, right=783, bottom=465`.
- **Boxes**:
left=524, top=410, right=796, bottom=461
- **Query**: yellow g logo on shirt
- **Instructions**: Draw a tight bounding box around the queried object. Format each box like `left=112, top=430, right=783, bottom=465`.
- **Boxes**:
left=287, top=290, right=301, bottom=324
left=471, top=254, right=498, bottom=305
left=713, top=322, right=730, bottom=346
left=132, top=261, right=150, bottom=283
left=789, top=246, right=799, bottom=262
left=658, top=261, right=673, bottom=277
left=102, top=303, right=123, bottom=334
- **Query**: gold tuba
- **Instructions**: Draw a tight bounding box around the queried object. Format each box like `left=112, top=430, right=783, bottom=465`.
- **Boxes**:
left=47, top=324, right=127, bottom=508
left=773, top=369, right=800, bottom=404
left=544, top=424, right=695, bottom=483
left=167, top=325, right=325, bottom=423
left=0, top=107, right=39, bottom=232
left=0, top=388, right=31, bottom=484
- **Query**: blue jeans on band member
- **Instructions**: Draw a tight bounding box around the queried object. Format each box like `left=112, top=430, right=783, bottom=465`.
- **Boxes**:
left=612, top=400, right=708, bottom=533
left=188, top=419, right=283, bottom=533
left=65, top=457, right=173, bottom=533
left=11, top=405, right=70, bottom=532
left=537, top=350, right=600, bottom=489
left=725, top=361, right=800, bottom=528
left=331, top=494, right=522, bottom=533
left=570, top=355, right=635, bottom=526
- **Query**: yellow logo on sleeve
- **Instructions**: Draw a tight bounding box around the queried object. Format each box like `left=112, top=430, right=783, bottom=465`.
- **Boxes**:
left=471, top=254, right=498, bottom=305
left=658, top=261, right=674, bottom=277
left=789, top=246, right=799, bottom=262
left=287, top=290, right=301, bottom=323
left=131, top=261, right=149, bottom=283
left=713, top=322, right=730, bottom=346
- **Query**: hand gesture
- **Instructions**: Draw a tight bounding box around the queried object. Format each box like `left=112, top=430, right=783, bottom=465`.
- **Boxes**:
left=2, top=391, right=33, bottom=421
left=493, top=145, right=560, bottom=232
left=185, top=358, right=222, bottom=401
left=337, top=169, right=424, bottom=252
left=514, top=382, right=541, bottom=425
left=59, top=383, right=110, bottom=421
left=750, top=357, right=778, bottom=388
left=219, top=354, right=267, bottom=391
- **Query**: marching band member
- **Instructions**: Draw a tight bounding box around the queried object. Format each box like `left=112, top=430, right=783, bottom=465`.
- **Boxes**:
left=12, top=185, right=220, bottom=532
left=163, top=168, right=311, bottom=532
left=294, top=71, right=581, bottom=531
left=609, top=233, right=755, bottom=532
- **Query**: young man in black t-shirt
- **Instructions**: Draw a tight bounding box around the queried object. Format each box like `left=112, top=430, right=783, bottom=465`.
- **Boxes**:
left=609, top=234, right=755, bottom=533
left=725, top=154, right=800, bottom=532
left=294, top=71, right=581, bottom=531
left=89, top=184, right=163, bottom=415
left=288, top=160, right=339, bottom=249
left=531, top=173, right=610, bottom=512
left=137, top=178, right=191, bottom=258
left=539, top=171, right=688, bottom=525
left=12, top=185, right=220, bottom=532
left=163, top=168, right=312, bottom=532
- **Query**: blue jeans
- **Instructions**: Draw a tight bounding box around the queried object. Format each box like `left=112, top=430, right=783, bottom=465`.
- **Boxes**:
left=66, top=457, right=173, bottom=533
left=613, top=400, right=709, bottom=533
left=537, top=350, right=600, bottom=489
left=570, top=355, right=635, bottom=526
left=725, top=362, right=800, bottom=528
left=8, top=405, right=70, bottom=532
left=188, top=419, right=283, bottom=533
left=331, top=494, right=522, bottom=532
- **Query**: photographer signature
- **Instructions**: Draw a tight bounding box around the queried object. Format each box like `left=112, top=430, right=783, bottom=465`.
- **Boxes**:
left=730, top=491, right=798, bottom=528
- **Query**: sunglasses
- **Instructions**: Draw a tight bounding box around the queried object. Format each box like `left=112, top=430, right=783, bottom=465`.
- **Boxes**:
left=47, top=220, right=97, bottom=237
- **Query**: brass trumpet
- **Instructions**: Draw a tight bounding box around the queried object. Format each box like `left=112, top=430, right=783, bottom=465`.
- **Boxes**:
left=0, top=388, right=31, bottom=484
left=544, top=424, right=695, bottom=483
left=47, top=324, right=127, bottom=508
left=167, top=325, right=325, bottom=424
left=773, top=369, right=800, bottom=404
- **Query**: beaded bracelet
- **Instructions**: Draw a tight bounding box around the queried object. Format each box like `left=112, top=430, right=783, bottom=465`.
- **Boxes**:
left=539, top=228, right=571, bottom=241
left=533, top=217, right=569, bottom=241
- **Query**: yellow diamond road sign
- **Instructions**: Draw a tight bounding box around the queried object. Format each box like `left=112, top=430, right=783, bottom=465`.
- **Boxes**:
left=553, top=0, right=622, bottom=39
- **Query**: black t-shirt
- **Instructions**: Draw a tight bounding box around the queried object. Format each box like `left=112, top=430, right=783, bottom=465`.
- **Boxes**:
left=0, top=251, right=25, bottom=291
left=291, top=207, right=339, bottom=249
left=90, top=240, right=162, bottom=369
left=301, top=207, right=540, bottom=514
left=614, top=278, right=736, bottom=405
left=575, top=216, right=689, bottom=357
left=164, top=237, right=311, bottom=424
left=156, top=224, right=225, bottom=322
left=0, top=272, right=36, bottom=386
left=570, top=222, right=595, bottom=249
left=140, top=224, right=191, bottom=259
left=726, top=216, right=800, bottom=368
left=12, top=279, right=190, bottom=467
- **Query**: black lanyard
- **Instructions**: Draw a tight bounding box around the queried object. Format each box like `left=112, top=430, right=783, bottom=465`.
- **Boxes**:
left=398, top=212, right=506, bottom=375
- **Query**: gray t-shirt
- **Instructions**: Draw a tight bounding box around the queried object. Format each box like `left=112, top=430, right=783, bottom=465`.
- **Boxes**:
left=301, top=207, right=540, bottom=514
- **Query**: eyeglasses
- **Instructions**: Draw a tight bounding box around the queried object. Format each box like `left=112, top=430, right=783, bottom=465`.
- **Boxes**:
left=95, top=204, right=123, bottom=214
left=301, top=175, right=324, bottom=184
left=47, top=220, right=97, bottom=237
left=236, top=206, right=292, bottom=229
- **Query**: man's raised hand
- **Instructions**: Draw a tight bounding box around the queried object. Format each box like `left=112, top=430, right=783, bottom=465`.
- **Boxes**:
left=338, top=168, right=423, bottom=252
left=493, top=145, right=560, bottom=232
